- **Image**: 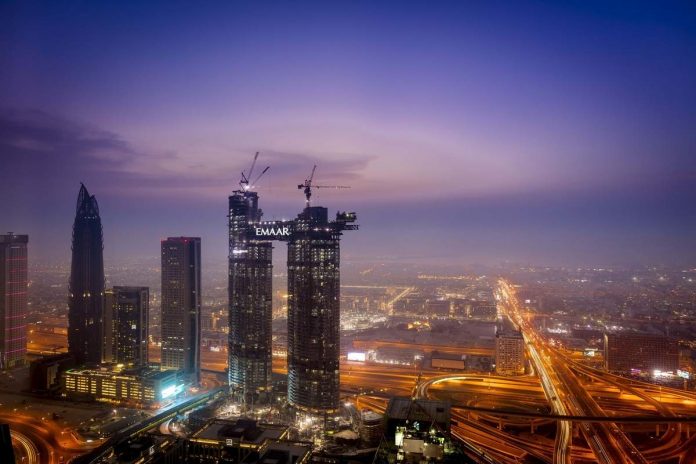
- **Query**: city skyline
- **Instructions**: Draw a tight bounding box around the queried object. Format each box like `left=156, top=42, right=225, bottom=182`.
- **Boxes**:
left=1, top=3, right=696, bottom=463
left=2, top=1, right=695, bottom=266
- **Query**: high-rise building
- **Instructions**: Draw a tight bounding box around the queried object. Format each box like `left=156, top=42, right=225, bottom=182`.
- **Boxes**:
left=68, top=184, right=105, bottom=365
left=109, top=286, right=149, bottom=367
left=495, top=329, right=525, bottom=376
left=228, top=190, right=273, bottom=403
left=161, top=237, right=201, bottom=383
left=604, top=332, right=679, bottom=374
left=0, top=233, right=28, bottom=369
left=287, top=207, right=357, bottom=413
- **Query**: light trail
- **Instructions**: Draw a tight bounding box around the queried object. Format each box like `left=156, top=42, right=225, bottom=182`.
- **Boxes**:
left=12, top=429, right=40, bottom=464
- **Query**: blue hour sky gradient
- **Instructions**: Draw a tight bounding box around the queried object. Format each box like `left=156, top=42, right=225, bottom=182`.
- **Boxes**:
left=1, top=1, right=695, bottom=266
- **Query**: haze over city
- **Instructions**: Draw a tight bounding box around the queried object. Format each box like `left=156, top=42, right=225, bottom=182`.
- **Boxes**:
left=2, top=1, right=695, bottom=266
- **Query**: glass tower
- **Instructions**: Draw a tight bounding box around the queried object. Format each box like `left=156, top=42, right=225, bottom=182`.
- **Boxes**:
left=68, top=184, right=105, bottom=365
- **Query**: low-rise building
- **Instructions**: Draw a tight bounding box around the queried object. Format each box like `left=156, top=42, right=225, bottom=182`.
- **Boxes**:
left=62, top=366, right=182, bottom=407
left=184, top=419, right=298, bottom=463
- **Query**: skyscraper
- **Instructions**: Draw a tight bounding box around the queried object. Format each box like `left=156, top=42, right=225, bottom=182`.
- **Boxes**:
left=68, top=184, right=105, bottom=365
left=0, top=233, right=28, bottom=369
left=161, top=237, right=201, bottom=383
left=287, top=207, right=357, bottom=413
left=110, top=286, right=149, bottom=367
left=228, top=190, right=273, bottom=403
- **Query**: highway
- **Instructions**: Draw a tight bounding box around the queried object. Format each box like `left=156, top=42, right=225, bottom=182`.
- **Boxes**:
left=497, top=278, right=696, bottom=464
left=500, top=279, right=651, bottom=463
left=498, top=280, right=573, bottom=464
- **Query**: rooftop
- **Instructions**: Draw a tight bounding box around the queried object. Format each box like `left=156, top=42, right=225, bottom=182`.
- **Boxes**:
left=193, top=419, right=287, bottom=445
left=386, top=397, right=451, bottom=427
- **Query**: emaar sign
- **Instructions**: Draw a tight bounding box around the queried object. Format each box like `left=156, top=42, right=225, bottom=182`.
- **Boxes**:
left=255, top=226, right=291, bottom=236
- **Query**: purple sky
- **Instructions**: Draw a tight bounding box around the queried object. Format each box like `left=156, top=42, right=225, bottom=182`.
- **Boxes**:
left=1, top=1, right=695, bottom=266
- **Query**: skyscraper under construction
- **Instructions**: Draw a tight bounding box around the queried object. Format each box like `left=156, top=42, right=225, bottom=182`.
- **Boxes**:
left=226, top=159, right=357, bottom=413
left=287, top=206, right=357, bottom=413
left=228, top=187, right=274, bottom=403
left=68, top=184, right=105, bottom=365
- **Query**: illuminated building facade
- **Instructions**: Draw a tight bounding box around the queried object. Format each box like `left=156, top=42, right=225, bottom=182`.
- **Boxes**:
left=228, top=190, right=273, bottom=403
left=68, top=184, right=105, bottom=365
left=604, top=332, right=679, bottom=374
left=495, top=329, right=525, bottom=376
left=287, top=207, right=357, bottom=413
left=0, top=233, right=28, bottom=369
left=62, top=367, right=180, bottom=407
left=161, top=237, right=201, bottom=383
left=110, top=286, right=149, bottom=367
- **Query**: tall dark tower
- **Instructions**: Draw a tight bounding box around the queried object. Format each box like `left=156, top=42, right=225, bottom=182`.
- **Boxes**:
left=228, top=189, right=273, bottom=404
left=287, top=207, right=357, bottom=413
left=161, top=237, right=201, bottom=384
left=68, top=184, right=105, bottom=365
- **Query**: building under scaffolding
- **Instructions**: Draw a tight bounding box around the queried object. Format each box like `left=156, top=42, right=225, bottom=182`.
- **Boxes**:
left=287, top=208, right=357, bottom=414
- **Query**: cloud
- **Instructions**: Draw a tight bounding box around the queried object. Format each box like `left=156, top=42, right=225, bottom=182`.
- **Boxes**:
left=0, top=108, right=139, bottom=172
left=0, top=108, right=375, bottom=202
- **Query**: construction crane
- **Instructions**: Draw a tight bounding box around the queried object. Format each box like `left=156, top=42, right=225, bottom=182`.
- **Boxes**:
left=239, top=151, right=270, bottom=191
left=297, top=165, right=350, bottom=206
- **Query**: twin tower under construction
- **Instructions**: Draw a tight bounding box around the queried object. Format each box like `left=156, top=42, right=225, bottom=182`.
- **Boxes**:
left=228, top=160, right=357, bottom=414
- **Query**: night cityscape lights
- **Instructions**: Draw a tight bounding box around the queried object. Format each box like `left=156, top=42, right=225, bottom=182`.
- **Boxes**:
left=2, top=2, right=696, bottom=464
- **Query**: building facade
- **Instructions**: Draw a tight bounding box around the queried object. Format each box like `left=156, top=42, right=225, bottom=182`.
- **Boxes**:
left=161, top=237, right=201, bottom=383
left=109, top=286, right=149, bottom=367
left=228, top=190, right=274, bottom=403
left=495, top=330, right=525, bottom=376
left=68, top=184, right=105, bottom=365
left=0, top=233, right=28, bottom=369
left=604, top=332, right=679, bottom=374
